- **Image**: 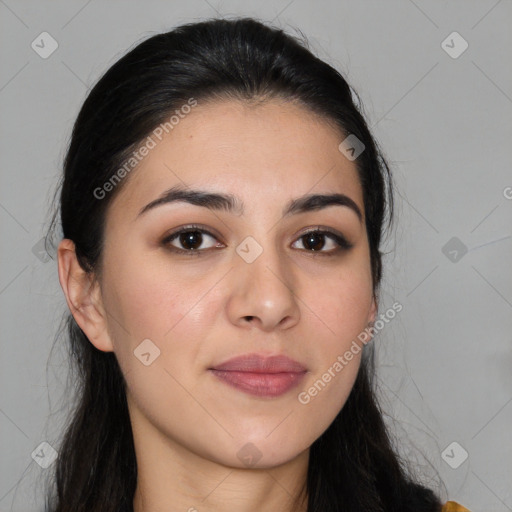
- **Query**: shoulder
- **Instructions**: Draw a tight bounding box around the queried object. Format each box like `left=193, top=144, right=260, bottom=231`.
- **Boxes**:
left=442, top=501, right=471, bottom=512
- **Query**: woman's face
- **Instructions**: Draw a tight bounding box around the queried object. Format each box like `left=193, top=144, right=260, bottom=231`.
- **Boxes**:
left=90, top=98, right=376, bottom=468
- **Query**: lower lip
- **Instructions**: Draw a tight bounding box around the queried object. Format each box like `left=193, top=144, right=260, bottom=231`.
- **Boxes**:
left=209, top=370, right=306, bottom=398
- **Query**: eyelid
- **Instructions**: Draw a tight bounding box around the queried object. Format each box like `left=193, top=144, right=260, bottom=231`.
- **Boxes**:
left=161, top=223, right=221, bottom=242
left=292, top=226, right=353, bottom=253
left=161, top=224, right=353, bottom=255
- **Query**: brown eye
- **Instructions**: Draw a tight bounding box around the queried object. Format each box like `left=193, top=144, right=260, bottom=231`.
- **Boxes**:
left=302, top=232, right=327, bottom=251
left=162, top=226, right=222, bottom=255
left=292, top=229, right=353, bottom=254
left=176, top=230, right=205, bottom=250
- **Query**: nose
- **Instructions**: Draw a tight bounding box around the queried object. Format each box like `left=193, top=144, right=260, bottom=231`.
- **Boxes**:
left=225, top=243, right=301, bottom=332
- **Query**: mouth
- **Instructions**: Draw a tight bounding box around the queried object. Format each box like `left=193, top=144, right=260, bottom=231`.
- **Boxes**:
left=208, top=353, right=307, bottom=398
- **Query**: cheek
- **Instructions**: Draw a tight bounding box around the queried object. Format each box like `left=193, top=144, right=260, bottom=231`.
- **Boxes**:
left=104, top=256, right=189, bottom=333
left=294, top=262, right=373, bottom=415
left=308, top=266, right=374, bottom=349
left=100, top=255, right=224, bottom=371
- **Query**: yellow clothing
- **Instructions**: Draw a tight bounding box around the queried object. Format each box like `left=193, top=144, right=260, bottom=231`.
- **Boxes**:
left=442, top=501, right=471, bottom=512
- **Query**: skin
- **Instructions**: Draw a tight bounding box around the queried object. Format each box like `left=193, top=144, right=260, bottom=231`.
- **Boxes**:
left=58, top=98, right=377, bottom=512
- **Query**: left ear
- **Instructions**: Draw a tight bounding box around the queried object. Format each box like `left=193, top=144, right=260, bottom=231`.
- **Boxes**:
left=368, top=293, right=378, bottom=326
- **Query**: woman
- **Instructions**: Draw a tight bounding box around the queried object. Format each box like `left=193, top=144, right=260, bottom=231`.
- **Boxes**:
left=45, top=17, right=471, bottom=512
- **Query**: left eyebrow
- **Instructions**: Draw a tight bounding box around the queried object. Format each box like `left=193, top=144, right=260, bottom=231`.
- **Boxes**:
left=284, top=192, right=363, bottom=222
left=137, top=184, right=363, bottom=223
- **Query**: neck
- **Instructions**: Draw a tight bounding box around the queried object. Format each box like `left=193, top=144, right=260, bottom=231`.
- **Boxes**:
left=130, top=403, right=309, bottom=512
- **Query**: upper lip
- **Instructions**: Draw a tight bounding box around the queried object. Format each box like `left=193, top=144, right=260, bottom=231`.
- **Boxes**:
left=209, top=353, right=307, bottom=373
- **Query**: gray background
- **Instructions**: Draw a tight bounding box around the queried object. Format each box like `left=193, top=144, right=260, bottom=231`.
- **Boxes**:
left=1, top=0, right=511, bottom=510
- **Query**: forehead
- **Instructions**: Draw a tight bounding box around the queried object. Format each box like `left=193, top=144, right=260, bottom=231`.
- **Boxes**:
left=108, top=98, right=363, bottom=222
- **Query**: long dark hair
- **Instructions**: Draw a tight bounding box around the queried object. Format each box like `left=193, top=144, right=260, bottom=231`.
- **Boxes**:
left=45, top=17, right=443, bottom=512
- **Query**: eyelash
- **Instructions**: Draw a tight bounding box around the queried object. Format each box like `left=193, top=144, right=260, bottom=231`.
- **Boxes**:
left=161, top=224, right=353, bottom=257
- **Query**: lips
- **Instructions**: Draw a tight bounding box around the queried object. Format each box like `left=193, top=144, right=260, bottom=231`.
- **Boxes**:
left=209, top=354, right=307, bottom=398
